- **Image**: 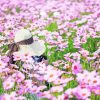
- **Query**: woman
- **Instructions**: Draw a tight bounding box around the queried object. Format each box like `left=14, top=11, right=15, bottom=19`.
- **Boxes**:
left=7, top=29, right=48, bottom=86
left=7, top=29, right=47, bottom=64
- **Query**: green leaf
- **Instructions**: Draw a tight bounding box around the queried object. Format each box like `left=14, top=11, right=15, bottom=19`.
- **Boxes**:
left=38, top=36, right=45, bottom=40
left=62, top=33, right=67, bottom=39
left=64, top=80, right=78, bottom=91
left=1, top=45, right=9, bottom=53
left=81, top=12, right=92, bottom=16
left=52, top=92, right=62, bottom=97
left=48, top=12, right=54, bottom=17
left=77, top=21, right=88, bottom=27
left=90, top=93, right=100, bottom=100
left=65, top=37, right=78, bottom=53
left=45, top=22, right=58, bottom=32
left=81, top=37, right=100, bottom=53
left=16, top=7, right=21, bottom=13
left=40, top=98, right=48, bottom=100
left=81, top=58, right=92, bottom=71
left=69, top=97, right=77, bottom=100
left=0, top=32, right=2, bottom=36
left=69, top=18, right=79, bottom=22
left=68, top=28, right=77, bottom=33
left=24, top=93, right=39, bottom=100
left=0, top=78, right=4, bottom=95
left=96, top=31, right=100, bottom=35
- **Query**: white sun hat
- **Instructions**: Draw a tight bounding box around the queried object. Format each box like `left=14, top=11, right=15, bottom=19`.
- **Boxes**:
left=14, top=29, right=46, bottom=56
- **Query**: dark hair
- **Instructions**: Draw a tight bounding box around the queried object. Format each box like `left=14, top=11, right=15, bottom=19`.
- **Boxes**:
left=7, top=36, right=34, bottom=64
left=7, top=43, right=19, bottom=64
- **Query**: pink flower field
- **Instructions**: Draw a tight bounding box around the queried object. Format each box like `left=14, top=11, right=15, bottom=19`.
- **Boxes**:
left=0, top=0, right=100, bottom=100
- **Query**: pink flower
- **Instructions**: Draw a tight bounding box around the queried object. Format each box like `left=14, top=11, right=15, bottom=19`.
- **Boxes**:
left=1, top=56, right=10, bottom=63
left=23, top=63, right=33, bottom=70
left=16, top=96, right=26, bottom=100
left=73, top=86, right=91, bottom=99
left=44, top=68, right=64, bottom=82
left=43, top=69, right=60, bottom=82
left=88, top=76, right=100, bottom=87
left=0, top=60, right=7, bottom=73
left=0, top=93, right=11, bottom=100
left=13, top=52, right=21, bottom=61
left=1, top=92, right=17, bottom=100
left=65, top=88, right=74, bottom=98
left=50, top=85, right=63, bottom=93
left=71, top=53, right=81, bottom=61
left=57, top=94, right=65, bottom=100
left=37, top=85, right=47, bottom=91
left=0, top=60, right=7, bottom=69
left=64, top=53, right=74, bottom=63
left=79, top=49, right=89, bottom=57
left=23, top=80, right=33, bottom=91
left=76, top=70, right=100, bottom=88
left=13, top=53, right=33, bottom=63
left=31, top=85, right=39, bottom=93
left=81, top=37, right=87, bottom=43
left=3, top=76, right=15, bottom=90
left=92, top=86, right=100, bottom=95
left=12, top=71, right=25, bottom=82
left=54, top=77, right=73, bottom=85
left=8, top=32, right=14, bottom=39
left=38, top=91, right=52, bottom=99
left=72, top=62, right=82, bottom=74
left=17, top=88, right=27, bottom=95
left=0, top=92, right=25, bottom=100
left=21, top=53, right=33, bottom=63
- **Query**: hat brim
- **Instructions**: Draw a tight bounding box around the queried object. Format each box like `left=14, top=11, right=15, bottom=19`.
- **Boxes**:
left=15, top=40, right=46, bottom=56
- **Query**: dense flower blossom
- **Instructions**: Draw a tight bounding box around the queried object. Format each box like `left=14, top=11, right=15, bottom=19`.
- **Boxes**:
left=73, top=86, right=91, bottom=99
left=0, top=92, right=26, bottom=100
left=0, top=0, right=100, bottom=100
